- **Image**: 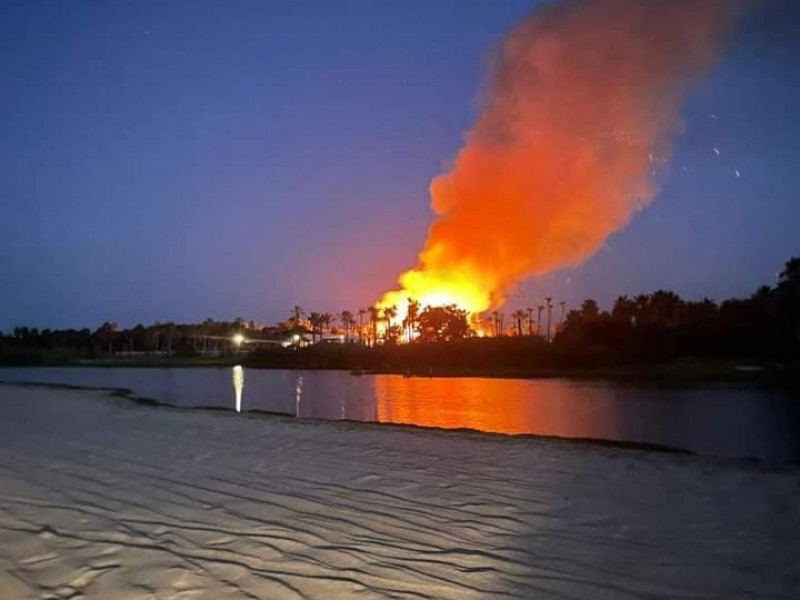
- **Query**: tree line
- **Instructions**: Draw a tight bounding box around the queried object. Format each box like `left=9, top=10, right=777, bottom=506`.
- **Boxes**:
left=557, top=256, right=799, bottom=364
left=1, top=258, right=798, bottom=370
left=1, top=318, right=257, bottom=364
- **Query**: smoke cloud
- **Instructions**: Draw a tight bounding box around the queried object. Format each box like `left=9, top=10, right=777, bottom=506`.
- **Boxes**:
left=379, top=0, right=742, bottom=315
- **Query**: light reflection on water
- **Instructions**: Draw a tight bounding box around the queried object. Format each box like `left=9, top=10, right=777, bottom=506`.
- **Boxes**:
left=1, top=366, right=798, bottom=462
left=295, top=373, right=303, bottom=418
left=232, top=365, right=244, bottom=412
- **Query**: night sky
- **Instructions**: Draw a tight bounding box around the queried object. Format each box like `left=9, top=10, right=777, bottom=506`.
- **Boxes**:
left=1, top=0, right=798, bottom=331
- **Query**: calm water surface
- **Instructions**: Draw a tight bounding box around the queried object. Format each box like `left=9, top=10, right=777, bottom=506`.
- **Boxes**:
left=1, top=367, right=798, bottom=462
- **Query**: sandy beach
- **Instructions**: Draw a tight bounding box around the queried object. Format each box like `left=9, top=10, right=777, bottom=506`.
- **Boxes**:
left=0, top=384, right=798, bottom=599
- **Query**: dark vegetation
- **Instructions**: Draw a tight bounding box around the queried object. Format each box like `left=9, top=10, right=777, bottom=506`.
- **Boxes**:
left=2, top=258, right=798, bottom=384
left=0, top=319, right=250, bottom=366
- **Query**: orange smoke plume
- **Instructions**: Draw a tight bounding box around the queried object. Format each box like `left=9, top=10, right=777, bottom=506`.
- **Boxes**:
left=379, top=0, right=741, bottom=318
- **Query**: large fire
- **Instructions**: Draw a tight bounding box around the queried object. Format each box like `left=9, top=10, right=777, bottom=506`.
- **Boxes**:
left=379, top=263, right=491, bottom=318
left=376, top=0, right=741, bottom=332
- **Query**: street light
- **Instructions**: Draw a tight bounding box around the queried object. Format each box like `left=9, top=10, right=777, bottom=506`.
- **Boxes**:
left=232, top=333, right=245, bottom=346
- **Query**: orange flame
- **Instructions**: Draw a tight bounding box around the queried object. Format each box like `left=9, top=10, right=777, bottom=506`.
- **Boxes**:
left=378, top=0, right=741, bottom=321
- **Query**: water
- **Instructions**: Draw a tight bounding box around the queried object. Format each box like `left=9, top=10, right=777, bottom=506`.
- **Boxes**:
left=1, top=366, right=798, bottom=462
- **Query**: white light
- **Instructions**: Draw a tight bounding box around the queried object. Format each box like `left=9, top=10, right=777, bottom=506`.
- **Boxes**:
left=232, top=333, right=245, bottom=345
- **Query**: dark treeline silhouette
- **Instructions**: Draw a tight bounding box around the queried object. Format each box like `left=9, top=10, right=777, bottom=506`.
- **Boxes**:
left=557, top=257, right=799, bottom=364
left=250, top=257, right=799, bottom=377
left=2, top=258, right=798, bottom=379
left=0, top=318, right=263, bottom=365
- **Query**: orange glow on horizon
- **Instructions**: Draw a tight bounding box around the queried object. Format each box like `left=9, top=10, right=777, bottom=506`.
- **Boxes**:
left=377, top=262, right=492, bottom=333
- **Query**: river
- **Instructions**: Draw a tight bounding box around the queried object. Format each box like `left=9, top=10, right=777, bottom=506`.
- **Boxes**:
left=1, top=366, right=798, bottom=462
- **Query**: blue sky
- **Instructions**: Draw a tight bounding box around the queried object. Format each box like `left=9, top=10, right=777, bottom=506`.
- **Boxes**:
left=1, top=0, right=798, bottom=330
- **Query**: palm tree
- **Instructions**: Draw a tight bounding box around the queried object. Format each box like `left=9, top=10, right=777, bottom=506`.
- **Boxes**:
left=368, top=307, right=380, bottom=346
left=405, top=298, right=420, bottom=342
left=348, top=312, right=358, bottom=341
left=512, top=310, right=527, bottom=336
left=357, top=308, right=367, bottom=343
left=290, top=305, right=305, bottom=328
left=308, top=312, right=322, bottom=343
left=537, top=305, right=544, bottom=336
left=491, top=310, right=500, bottom=336
left=383, top=305, right=397, bottom=342
left=328, top=313, right=339, bottom=334
left=320, top=312, right=333, bottom=337
left=545, top=297, right=553, bottom=342
left=559, top=301, right=566, bottom=326
left=526, top=307, right=534, bottom=335
left=339, top=310, right=354, bottom=342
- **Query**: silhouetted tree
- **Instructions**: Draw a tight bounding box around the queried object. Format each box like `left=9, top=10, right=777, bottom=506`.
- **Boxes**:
left=537, top=305, right=544, bottom=337
left=383, top=305, right=397, bottom=342
left=339, top=310, right=355, bottom=342
left=405, top=298, right=420, bottom=342
left=290, top=305, right=305, bottom=328
left=308, top=312, right=323, bottom=343
left=368, top=306, right=380, bottom=346
left=512, top=310, right=527, bottom=336
left=4, top=257, right=799, bottom=369
left=320, top=312, right=333, bottom=337
left=416, top=305, right=472, bottom=342
left=357, top=308, right=367, bottom=343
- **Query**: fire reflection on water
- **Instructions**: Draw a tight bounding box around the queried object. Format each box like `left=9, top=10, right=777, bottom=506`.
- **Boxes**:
left=373, top=375, right=614, bottom=438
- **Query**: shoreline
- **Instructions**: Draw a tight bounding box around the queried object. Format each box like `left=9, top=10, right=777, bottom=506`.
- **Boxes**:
left=4, top=379, right=799, bottom=469
left=0, top=380, right=702, bottom=460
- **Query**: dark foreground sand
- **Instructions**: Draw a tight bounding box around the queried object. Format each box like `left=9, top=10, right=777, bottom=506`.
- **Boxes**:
left=1, top=384, right=798, bottom=599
